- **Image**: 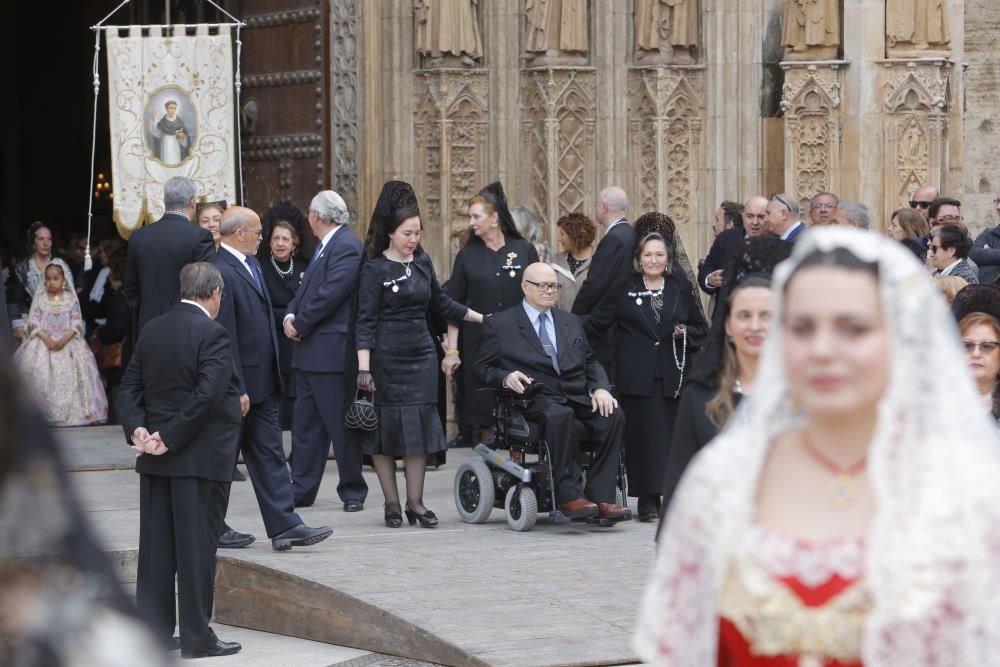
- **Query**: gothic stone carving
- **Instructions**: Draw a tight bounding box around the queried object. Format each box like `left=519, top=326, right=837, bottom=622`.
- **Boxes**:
left=881, top=61, right=951, bottom=223
left=331, top=0, right=359, bottom=212
left=414, top=71, right=489, bottom=270
left=521, top=68, right=597, bottom=243
left=886, top=0, right=950, bottom=58
left=523, top=0, right=590, bottom=66
left=415, top=0, right=483, bottom=68
left=627, top=68, right=704, bottom=232
left=635, top=0, right=699, bottom=65
left=781, top=0, right=840, bottom=61
left=780, top=65, right=843, bottom=208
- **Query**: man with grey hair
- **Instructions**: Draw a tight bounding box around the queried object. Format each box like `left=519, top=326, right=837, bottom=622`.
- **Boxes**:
left=808, top=191, right=839, bottom=226
left=838, top=201, right=871, bottom=230
left=283, top=190, right=368, bottom=509
left=766, top=193, right=805, bottom=241
left=118, top=261, right=243, bottom=658
left=124, top=176, right=215, bottom=333
left=572, top=186, right=635, bottom=379
left=211, top=206, right=333, bottom=550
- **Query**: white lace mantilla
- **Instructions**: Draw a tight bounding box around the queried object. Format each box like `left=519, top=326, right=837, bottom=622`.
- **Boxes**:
left=746, top=525, right=865, bottom=589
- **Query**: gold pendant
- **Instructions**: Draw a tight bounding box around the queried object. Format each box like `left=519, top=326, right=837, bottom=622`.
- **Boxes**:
left=828, top=473, right=855, bottom=510
left=392, top=284, right=399, bottom=293
left=635, top=297, right=643, bottom=305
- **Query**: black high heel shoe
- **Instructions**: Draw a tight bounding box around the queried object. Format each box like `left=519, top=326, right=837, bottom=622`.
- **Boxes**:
left=384, top=503, right=403, bottom=528
left=404, top=503, right=438, bottom=528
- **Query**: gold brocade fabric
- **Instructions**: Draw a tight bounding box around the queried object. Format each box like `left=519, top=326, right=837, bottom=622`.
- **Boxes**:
left=719, top=554, right=871, bottom=665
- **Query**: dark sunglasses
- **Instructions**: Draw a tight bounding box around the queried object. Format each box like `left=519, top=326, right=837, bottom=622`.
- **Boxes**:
left=909, top=200, right=931, bottom=209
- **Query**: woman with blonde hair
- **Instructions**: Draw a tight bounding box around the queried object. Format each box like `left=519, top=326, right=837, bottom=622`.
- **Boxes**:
left=886, top=206, right=930, bottom=241
left=935, top=274, right=968, bottom=305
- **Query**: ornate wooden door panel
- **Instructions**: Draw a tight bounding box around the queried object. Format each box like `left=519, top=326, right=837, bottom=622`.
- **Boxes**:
left=240, top=0, right=329, bottom=217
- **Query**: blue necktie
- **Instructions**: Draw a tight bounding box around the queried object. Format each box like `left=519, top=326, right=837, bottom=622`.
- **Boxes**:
left=312, top=243, right=324, bottom=262
left=537, top=312, right=560, bottom=375
left=244, top=257, right=262, bottom=293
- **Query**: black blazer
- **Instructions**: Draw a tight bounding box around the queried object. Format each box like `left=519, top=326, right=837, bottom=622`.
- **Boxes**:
left=210, top=247, right=282, bottom=401
left=586, top=272, right=708, bottom=397
left=572, top=220, right=636, bottom=317
left=123, top=213, right=215, bottom=333
left=697, top=227, right=744, bottom=296
left=475, top=305, right=609, bottom=407
left=117, top=303, right=242, bottom=482
left=286, top=227, right=363, bottom=373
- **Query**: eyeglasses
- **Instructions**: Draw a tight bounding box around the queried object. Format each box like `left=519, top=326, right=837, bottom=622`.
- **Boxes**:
left=927, top=243, right=943, bottom=253
left=935, top=215, right=962, bottom=224
left=963, top=340, right=1000, bottom=354
left=909, top=200, right=932, bottom=209
left=243, top=228, right=264, bottom=237
left=993, top=198, right=1000, bottom=206
left=524, top=280, right=561, bottom=293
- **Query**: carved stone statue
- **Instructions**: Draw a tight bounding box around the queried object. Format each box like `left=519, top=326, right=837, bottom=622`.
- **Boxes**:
left=886, top=0, right=950, bottom=57
left=635, top=0, right=699, bottom=64
left=524, top=0, right=589, bottom=66
left=415, top=0, right=483, bottom=68
left=781, top=0, right=841, bottom=61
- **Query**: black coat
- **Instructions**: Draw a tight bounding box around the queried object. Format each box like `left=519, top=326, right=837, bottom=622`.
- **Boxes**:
left=117, top=303, right=242, bottom=482
left=587, top=273, right=708, bottom=397
left=123, top=213, right=215, bottom=333
left=210, top=247, right=282, bottom=401
left=572, top=220, right=636, bottom=317
left=476, top=305, right=610, bottom=407
left=260, top=254, right=308, bottom=382
left=696, top=227, right=744, bottom=296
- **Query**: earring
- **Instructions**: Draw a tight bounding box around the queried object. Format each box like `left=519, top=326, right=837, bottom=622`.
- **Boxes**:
left=491, top=223, right=498, bottom=229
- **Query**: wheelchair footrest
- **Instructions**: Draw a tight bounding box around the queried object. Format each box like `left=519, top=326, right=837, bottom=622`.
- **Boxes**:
left=584, top=515, right=628, bottom=527
left=548, top=510, right=571, bottom=524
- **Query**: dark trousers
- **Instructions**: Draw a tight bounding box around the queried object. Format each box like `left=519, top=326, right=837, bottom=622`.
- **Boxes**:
left=291, top=371, right=368, bottom=505
left=137, top=474, right=228, bottom=653
left=523, top=396, right=625, bottom=504
left=230, top=393, right=301, bottom=537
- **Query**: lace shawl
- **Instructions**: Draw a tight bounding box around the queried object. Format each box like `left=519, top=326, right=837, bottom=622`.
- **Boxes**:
left=634, top=227, right=1000, bottom=665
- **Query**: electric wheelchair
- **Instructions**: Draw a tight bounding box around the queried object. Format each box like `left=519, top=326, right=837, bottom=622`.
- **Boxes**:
left=453, top=383, right=628, bottom=532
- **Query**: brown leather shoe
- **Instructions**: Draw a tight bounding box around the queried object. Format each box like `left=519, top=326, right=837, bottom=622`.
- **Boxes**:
left=558, top=498, right=599, bottom=519
left=597, top=503, right=633, bottom=521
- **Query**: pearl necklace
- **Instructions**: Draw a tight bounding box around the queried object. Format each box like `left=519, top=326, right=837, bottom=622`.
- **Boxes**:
left=271, top=255, right=294, bottom=278
left=671, top=327, right=687, bottom=398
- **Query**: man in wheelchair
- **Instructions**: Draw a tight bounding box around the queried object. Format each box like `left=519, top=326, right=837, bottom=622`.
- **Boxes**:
left=475, top=263, right=632, bottom=522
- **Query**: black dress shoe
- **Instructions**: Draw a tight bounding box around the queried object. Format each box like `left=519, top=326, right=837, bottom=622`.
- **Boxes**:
left=637, top=495, right=660, bottom=522
left=232, top=468, right=247, bottom=482
left=271, top=523, right=333, bottom=551
left=343, top=498, right=364, bottom=512
left=218, top=528, right=255, bottom=549
left=181, top=639, right=242, bottom=659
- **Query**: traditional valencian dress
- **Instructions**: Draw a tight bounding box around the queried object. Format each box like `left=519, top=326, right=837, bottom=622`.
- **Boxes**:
left=14, top=283, right=107, bottom=426
left=634, top=229, right=1000, bottom=666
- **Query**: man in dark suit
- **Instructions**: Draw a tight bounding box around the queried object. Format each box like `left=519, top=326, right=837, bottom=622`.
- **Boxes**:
left=123, top=176, right=215, bottom=335
left=212, top=206, right=333, bottom=550
left=283, top=190, right=367, bottom=509
left=117, top=262, right=242, bottom=659
left=698, top=195, right=773, bottom=297
left=477, top=262, right=631, bottom=523
left=572, top=186, right=636, bottom=379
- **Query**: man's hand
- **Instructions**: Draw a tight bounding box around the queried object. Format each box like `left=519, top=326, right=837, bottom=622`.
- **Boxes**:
left=591, top=388, right=618, bottom=417
left=145, top=432, right=168, bottom=456
left=441, top=354, right=461, bottom=377
left=130, top=427, right=167, bottom=457
left=283, top=315, right=301, bottom=341
left=240, top=394, right=250, bottom=417
left=707, top=269, right=724, bottom=288
left=503, top=371, right=533, bottom=394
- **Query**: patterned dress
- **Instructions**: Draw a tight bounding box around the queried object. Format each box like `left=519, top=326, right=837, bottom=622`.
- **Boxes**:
left=14, top=287, right=107, bottom=426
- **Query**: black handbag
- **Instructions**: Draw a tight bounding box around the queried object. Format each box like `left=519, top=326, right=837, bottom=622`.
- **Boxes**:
left=345, top=390, right=378, bottom=431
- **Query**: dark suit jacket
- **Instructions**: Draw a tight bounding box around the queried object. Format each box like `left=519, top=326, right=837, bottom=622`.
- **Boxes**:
left=784, top=221, right=806, bottom=243
left=572, top=220, right=636, bottom=317
left=697, top=227, right=744, bottom=296
left=287, top=226, right=363, bottom=373
left=210, top=247, right=282, bottom=401
left=117, top=303, right=242, bottom=482
left=476, top=305, right=610, bottom=407
left=123, top=213, right=215, bottom=333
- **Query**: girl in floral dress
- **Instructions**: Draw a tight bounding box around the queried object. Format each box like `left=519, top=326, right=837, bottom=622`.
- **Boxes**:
left=14, top=263, right=107, bottom=426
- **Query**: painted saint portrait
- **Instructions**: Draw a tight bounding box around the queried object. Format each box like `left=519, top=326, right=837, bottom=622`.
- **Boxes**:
left=144, top=87, right=197, bottom=166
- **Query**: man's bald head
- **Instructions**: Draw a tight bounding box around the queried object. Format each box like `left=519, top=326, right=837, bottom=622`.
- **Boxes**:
left=743, top=196, right=770, bottom=238
left=219, top=205, right=263, bottom=255
left=521, top=262, right=560, bottom=311
left=912, top=185, right=939, bottom=221
left=596, top=186, right=628, bottom=227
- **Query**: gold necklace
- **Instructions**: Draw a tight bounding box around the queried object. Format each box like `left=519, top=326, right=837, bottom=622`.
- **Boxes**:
left=801, top=435, right=868, bottom=510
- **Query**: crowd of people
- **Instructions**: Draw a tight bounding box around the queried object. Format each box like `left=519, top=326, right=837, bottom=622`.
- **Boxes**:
left=5, top=174, right=1000, bottom=663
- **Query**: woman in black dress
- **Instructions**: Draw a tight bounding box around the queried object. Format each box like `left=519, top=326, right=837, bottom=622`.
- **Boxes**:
left=355, top=181, right=483, bottom=528
left=587, top=214, right=708, bottom=522
left=447, top=182, right=538, bottom=443
left=260, top=213, right=310, bottom=430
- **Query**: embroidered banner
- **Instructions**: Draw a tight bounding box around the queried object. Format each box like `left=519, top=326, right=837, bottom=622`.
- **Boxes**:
left=106, top=25, right=236, bottom=236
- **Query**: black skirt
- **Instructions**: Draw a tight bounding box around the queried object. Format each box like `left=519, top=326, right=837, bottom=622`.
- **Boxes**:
left=620, top=379, right=678, bottom=496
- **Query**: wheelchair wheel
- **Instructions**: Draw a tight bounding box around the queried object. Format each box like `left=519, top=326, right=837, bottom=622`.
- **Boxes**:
left=454, top=459, right=495, bottom=523
left=504, top=485, right=538, bottom=532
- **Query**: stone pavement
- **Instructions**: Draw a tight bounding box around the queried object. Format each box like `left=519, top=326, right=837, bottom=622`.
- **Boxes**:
left=66, top=426, right=652, bottom=666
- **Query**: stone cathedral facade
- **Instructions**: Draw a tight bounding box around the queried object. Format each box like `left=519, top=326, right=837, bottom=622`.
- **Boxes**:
left=239, top=0, right=1000, bottom=275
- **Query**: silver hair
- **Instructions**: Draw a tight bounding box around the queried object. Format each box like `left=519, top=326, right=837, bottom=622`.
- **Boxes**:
left=218, top=209, right=253, bottom=236
left=599, top=187, right=629, bottom=213
left=179, top=262, right=224, bottom=301
left=510, top=205, right=542, bottom=242
left=809, top=191, right=840, bottom=208
left=841, top=200, right=871, bottom=230
left=310, top=190, right=351, bottom=226
left=163, top=176, right=197, bottom=212
left=771, top=193, right=800, bottom=217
